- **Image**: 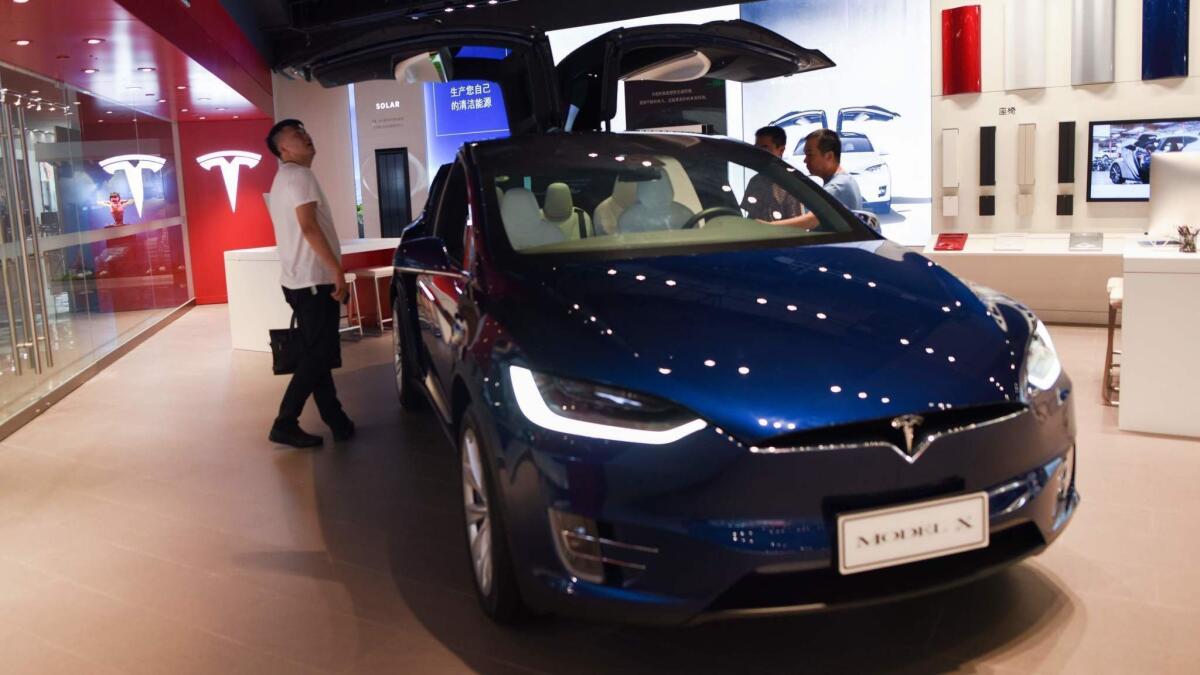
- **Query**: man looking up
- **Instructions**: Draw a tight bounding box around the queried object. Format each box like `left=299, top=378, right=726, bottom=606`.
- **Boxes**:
left=265, top=119, right=355, bottom=448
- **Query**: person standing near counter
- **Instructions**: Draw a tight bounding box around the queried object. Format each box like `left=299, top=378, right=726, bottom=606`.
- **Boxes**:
left=265, top=118, right=355, bottom=448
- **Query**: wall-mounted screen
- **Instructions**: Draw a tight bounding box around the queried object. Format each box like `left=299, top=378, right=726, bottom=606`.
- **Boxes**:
left=1087, top=117, right=1200, bottom=201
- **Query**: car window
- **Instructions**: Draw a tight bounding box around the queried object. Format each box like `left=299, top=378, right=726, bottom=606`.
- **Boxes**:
left=434, top=161, right=469, bottom=264
left=480, top=135, right=867, bottom=258
left=841, top=137, right=874, bottom=153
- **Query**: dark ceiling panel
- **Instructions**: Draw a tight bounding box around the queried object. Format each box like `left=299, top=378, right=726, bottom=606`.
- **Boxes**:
left=243, top=0, right=757, bottom=66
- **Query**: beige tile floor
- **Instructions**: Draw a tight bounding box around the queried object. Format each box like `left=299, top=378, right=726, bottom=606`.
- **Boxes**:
left=0, top=306, right=1197, bottom=674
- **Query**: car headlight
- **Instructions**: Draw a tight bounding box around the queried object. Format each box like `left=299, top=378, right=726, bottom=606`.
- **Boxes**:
left=508, top=366, right=706, bottom=444
left=865, top=163, right=885, bottom=173
left=1024, top=320, right=1062, bottom=391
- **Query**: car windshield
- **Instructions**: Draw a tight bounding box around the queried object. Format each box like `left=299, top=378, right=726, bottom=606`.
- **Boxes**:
left=475, top=133, right=870, bottom=257
left=840, top=137, right=874, bottom=153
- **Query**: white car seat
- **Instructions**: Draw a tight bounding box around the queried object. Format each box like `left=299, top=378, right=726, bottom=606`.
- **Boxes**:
left=592, top=178, right=639, bottom=235
left=543, top=182, right=592, bottom=240
left=616, top=177, right=694, bottom=233
left=500, top=188, right=566, bottom=250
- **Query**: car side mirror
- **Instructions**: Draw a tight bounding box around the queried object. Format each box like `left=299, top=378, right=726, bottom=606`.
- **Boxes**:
left=394, top=236, right=467, bottom=279
left=851, top=210, right=882, bottom=235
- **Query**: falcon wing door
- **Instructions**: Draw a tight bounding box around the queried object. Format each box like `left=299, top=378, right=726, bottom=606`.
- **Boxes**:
left=769, top=109, right=828, bottom=129
left=835, top=106, right=901, bottom=133
left=558, top=19, right=835, bottom=132
left=275, top=26, right=561, bottom=135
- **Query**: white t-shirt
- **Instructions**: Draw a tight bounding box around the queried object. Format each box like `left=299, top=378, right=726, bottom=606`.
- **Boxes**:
left=268, top=162, right=341, bottom=289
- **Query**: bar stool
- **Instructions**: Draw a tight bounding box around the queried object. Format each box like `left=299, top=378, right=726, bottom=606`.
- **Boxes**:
left=339, top=272, right=363, bottom=338
left=348, top=266, right=394, bottom=334
left=1102, top=276, right=1122, bottom=406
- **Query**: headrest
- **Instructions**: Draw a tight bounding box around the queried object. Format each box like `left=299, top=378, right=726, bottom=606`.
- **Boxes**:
left=612, top=179, right=639, bottom=208
left=500, top=188, right=541, bottom=227
left=637, top=177, right=674, bottom=209
left=544, top=182, right=574, bottom=221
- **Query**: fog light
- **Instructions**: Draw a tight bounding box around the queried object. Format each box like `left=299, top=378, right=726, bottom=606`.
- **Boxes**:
left=548, top=509, right=604, bottom=583
left=1056, top=446, right=1075, bottom=503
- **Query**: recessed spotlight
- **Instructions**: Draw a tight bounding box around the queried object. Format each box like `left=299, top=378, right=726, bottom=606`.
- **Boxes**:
left=180, top=108, right=188, bottom=112
left=137, top=67, right=155, bottom=72
left=85, top=38, right=105, bottom=45
left=105, top=110, right=112, bottom=114
left=198, top=97, right=210, bottom=101
left=126, top=86, right=141, bottom=90
left=30, top=89, right=38, bottom=94
left=216, top=106, right=226, bottom=111
left=232, top=115, right=239, bottom=119
left=97, top=119, right=104, bottom=123
left=176, top=85, right=187, bottom=90
left=444, top=6, right=454, bottom=11
left=157, top=98, right=166, bottom=103
left=199, top=116, right=206, bottom=120
left=488, top=0, right=498, bottom=4
left=82, top=68, right=98, bottom=74
left=14, top=0, right=30, bottom=4
left=13, top=40, right=31, bottom=46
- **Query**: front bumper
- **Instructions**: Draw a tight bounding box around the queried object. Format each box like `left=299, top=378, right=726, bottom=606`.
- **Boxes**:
left=486, top=381, right=1078, bottom=625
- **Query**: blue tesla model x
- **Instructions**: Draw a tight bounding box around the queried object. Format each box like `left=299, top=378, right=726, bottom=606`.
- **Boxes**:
left=282, top=20, right=1078, bottom=625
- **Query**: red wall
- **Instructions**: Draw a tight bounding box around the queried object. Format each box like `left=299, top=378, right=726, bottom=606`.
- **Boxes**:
left=178, top=119, right=277, bottom=304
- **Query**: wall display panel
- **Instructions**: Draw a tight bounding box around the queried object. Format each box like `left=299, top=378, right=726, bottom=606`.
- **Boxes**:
left=979, top=125, right=996, bottom=186
left=1087, top=117, right=1200, bottom=201
left=1057, top=194, right=1075, bottom=216
left=943, top=195, right=961, bottom=216
left=942, top=5, right=983, bottom=95
left=1058, top=121, right=1077, bottom=184
left=1142, top=0, right=1189, bottom=80
left=1071, top=0, right=1116, bottom=85
left=742, top=0, right=931, bottom=243
left=1018, top=123, right=1037, bottom=186
left=980, top=195, right=996, bottom=216
left=942, top=128, right=961, bottom=188
left=1005, top=0, right=1047, bottom=90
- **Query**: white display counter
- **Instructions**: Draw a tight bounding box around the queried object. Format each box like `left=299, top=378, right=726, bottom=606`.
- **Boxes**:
left=1118, top=245, right=1200, bottom=438
left=223, top=239, right=399, bottom=352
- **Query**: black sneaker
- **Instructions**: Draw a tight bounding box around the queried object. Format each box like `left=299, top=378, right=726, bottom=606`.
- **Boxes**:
left=269, top=425, right=323, bottom=448
left=330, top=419, right=356, bottom=441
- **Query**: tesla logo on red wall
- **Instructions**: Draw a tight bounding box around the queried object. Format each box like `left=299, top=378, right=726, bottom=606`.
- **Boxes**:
left=196, top=150, right=262, bottom=212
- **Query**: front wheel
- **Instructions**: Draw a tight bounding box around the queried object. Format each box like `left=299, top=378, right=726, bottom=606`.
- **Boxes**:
left=1109, top=163, right=1125, bottom=184
left=460, top=410, right=527, bottom=623
left=392, top=304, right=424, bottom=410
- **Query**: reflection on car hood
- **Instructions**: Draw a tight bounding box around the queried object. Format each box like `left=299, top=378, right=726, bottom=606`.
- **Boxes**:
left=494, top=241, right=1029, bottom=443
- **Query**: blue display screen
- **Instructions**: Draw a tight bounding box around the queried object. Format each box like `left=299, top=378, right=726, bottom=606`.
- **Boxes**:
left=424, top=79, right=510, bottom=182
left=455, top=46, right=511, bottom=60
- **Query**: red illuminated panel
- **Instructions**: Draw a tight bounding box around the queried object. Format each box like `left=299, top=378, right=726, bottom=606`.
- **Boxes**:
left=942, top=5, right=982, bottom=95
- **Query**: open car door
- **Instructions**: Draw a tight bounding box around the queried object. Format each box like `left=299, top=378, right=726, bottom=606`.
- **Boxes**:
left=769, top=109, right=829, bottom=130
left=835, top=105, right=901, bottom=133
left=557, top=20, right=834, bottom=132
left=276, top=26, right=562, bottom=135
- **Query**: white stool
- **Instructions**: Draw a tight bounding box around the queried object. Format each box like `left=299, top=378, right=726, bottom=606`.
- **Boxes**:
left=1103, top=277, right=1122, bottom=406
left=339, top=272, right=363, bottom=338
left=348, top=266, right=394, bottom=334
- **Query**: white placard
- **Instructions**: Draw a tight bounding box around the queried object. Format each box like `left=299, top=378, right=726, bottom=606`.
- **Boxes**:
left=838, top=492, right=989, bottom=575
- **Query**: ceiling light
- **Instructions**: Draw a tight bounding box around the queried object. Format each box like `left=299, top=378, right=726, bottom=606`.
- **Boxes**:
left=85, top=38, right=104, bottom=45
left=105, top=110, right=112, bottom=114
left=157, top=98, right=166, bottom=103
left=176, top=85, right=187, bottom=90
left=444, top=6, right=454, bottom=12
left=180, top=108, right=188, bottom=112
left=13, top=40, right=31, bottom=46
left=488, top=0, right=498, bottom=4
left=14, top=0, right=30, bottom=4
left=232, top=115, right=239, bottom=119
left=82, top=68, right=98, bottom=74
left=138, top=67, right=155, bottom=72
left=198, top=97, right=210, bottom=101
left=216, top=106, right=226, bottom=110
left=199, top=116, right=206, bottom=120
left=30, top=89, right=38, bottom=94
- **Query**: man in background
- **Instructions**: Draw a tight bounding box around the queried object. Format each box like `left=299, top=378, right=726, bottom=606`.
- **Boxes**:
left=768, top=128, right=864, bottom=230
left=741, top=125, right=805, bottom=222
left=265, top=119, right=355, bottom=448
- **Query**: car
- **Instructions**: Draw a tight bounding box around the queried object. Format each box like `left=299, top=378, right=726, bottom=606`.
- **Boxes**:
left=1155, top=134, right=1200, bottom=153
left=769, top=106, right=899, bottom=214
left=283, top=20, right=1079, bottom=626
left=1109, top=140, right=1153, bottom=184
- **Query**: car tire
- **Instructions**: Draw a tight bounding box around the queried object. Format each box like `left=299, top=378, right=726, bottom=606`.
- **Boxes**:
left=1109, top=164, right=1125, bottom=184
left=392, top=297, right=424, bottom=410
left=459, top=409, right=527, bottom=623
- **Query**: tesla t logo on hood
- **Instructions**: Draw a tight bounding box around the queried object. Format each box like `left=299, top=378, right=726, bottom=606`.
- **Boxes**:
left=891, top=414, right=925, bottom=456
left=196, top=150, right=262, bottom=212
left=98, top=154, right=167, bottom=216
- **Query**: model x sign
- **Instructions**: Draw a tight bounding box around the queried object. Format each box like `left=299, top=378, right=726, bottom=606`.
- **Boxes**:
left=98, top=154, right=167, bottom=216
left=196, top=150, right=261, bottom=212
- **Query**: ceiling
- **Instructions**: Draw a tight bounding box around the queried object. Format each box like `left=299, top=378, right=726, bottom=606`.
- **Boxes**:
left=235, top=0, right=755, bottom=67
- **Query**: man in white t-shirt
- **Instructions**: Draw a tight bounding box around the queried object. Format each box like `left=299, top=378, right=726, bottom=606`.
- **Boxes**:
left=265, top=119, right=354, bottom=448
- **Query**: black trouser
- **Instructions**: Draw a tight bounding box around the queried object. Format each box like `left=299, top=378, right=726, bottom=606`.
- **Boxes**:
left=274, top=285, right=347, bottom=429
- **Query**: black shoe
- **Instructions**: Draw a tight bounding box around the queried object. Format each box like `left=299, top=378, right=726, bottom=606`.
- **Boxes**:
left=330, top=419, right=356, bottom=441
left=269, top=425, right=323, bottom=448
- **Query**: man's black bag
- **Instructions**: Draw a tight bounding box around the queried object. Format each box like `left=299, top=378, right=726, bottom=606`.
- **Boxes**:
left=269, top=314, right=303, bottom=375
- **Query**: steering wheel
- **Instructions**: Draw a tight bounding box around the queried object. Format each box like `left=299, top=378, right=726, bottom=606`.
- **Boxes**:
left=681, top=206, right=742, bottom=230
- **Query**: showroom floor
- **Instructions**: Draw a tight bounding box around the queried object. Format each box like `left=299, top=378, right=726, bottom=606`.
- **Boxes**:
left=0, top=306, right=1197, bottom=674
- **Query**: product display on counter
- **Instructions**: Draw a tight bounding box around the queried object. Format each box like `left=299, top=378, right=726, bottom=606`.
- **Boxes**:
left=995, top=233, right=1028, bottom=250
left=1141, top=0, right=1190, bottom=80
left=1069, top=232, right=1104, bottom=251
left=935, top=232, right=969, bottom=250
left=1005, top=0, right=1047, bottom=90
left=942, top=5, right=982, bottom=95
left=1072, top=0, right=1116, bottom=85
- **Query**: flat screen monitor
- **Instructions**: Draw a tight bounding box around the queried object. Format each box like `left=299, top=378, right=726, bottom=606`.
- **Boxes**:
left=1087, top=117, right=1200, bottom=201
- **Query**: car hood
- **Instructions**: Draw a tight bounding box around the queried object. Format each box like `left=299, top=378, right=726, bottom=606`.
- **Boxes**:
left=840, top=152, right=884, bottom=173
left=492, top=241, right=1031, bottom=443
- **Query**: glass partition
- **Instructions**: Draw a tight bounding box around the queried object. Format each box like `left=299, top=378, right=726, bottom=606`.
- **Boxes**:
left=0, top=62, right=191, bottom=426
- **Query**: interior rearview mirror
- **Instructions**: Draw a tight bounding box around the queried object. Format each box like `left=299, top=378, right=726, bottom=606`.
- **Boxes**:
left=395, top=49, right=452, bottom=84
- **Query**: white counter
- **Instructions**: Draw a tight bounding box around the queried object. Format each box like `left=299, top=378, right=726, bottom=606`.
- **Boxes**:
left=223, top=238, right=399, bottom=352
left=1118, top=245, right=1200, bottom=438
